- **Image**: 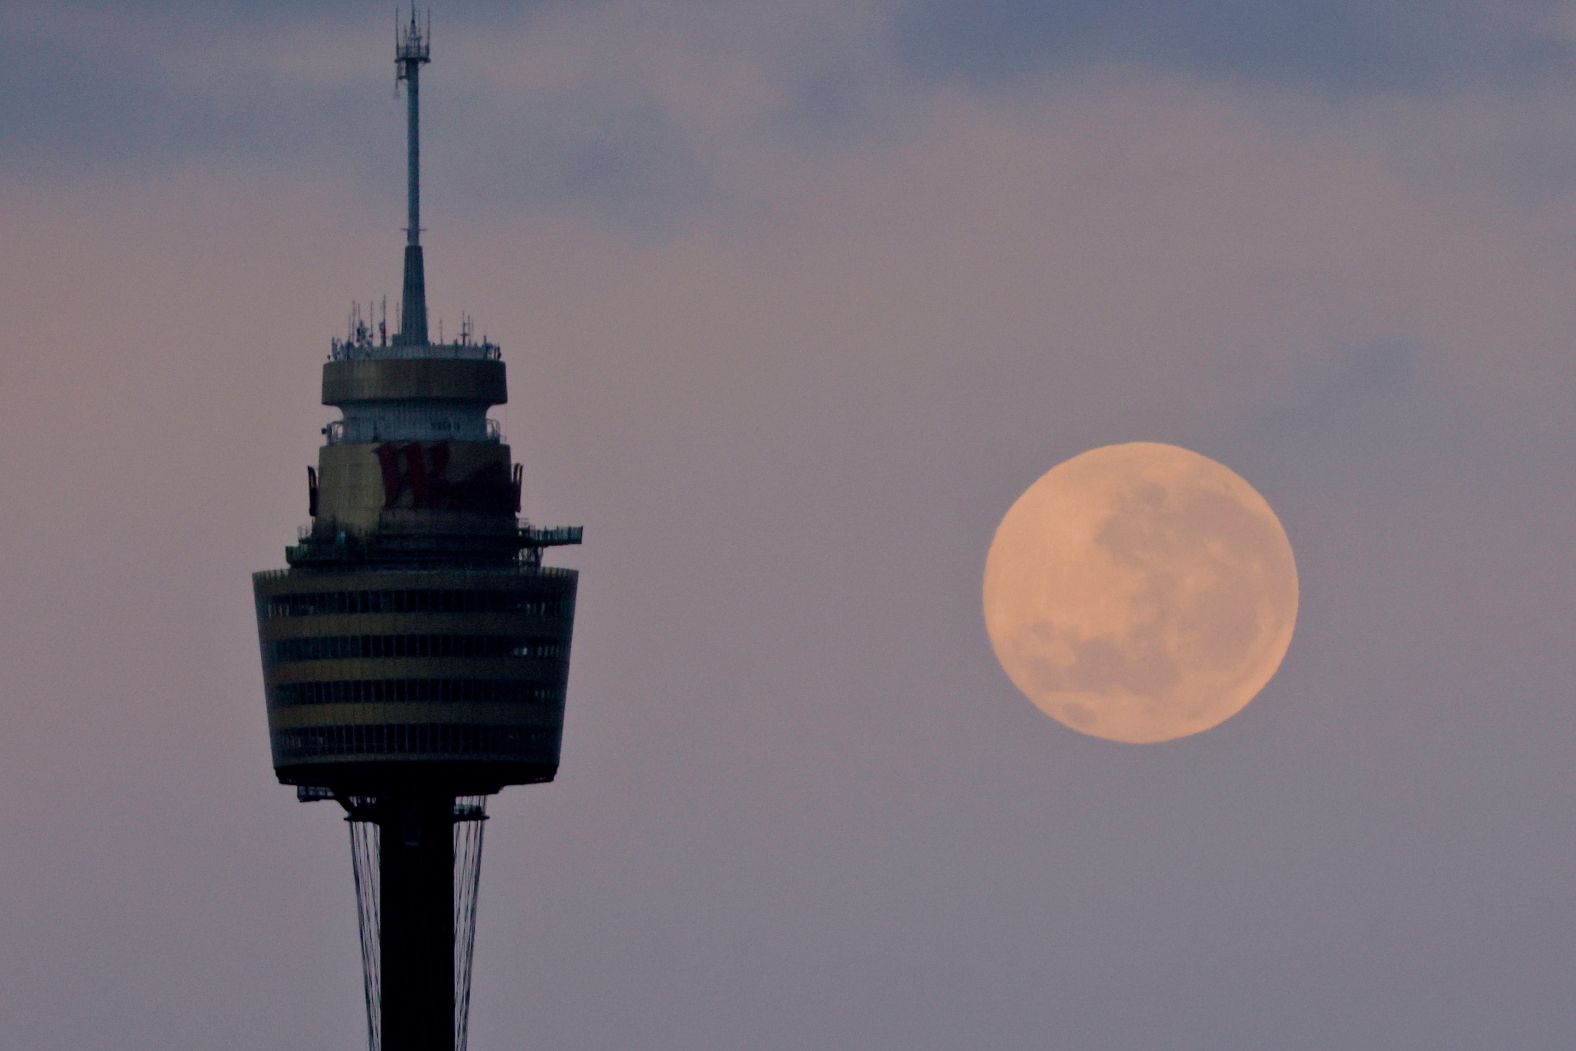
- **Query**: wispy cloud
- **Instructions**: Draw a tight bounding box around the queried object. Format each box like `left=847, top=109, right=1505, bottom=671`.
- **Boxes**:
left=893, top=0, right=1576, bottom=93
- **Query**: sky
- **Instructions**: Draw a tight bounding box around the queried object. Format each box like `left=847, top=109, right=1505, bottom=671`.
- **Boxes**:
left=1, top=1, right=1574, bottom=1048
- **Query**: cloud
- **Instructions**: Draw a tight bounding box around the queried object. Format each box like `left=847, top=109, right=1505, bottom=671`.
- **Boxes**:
left=893, top=0, right=1576, bottom=94
left=0, top=0, right=884, bottom=227
left=8, top=4, right=1573, bottom=473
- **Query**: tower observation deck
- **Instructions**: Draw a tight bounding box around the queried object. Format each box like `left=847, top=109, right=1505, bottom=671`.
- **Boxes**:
left=252, top=13, right=581, bottom=1051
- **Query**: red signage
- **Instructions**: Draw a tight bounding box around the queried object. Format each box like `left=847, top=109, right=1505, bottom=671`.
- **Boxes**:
left=374, top=442, right=518, bottom=513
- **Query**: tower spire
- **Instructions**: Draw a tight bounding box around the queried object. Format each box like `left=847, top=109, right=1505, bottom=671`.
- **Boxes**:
left=394, top=9, right=431, bottom=345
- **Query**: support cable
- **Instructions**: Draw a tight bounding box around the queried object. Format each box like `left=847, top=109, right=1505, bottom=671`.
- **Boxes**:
left=346, top=791, right=491, bottom=1051
left=454, top=795, right=488, bottom=1051
left=349, top=809, right=383, bottom=1051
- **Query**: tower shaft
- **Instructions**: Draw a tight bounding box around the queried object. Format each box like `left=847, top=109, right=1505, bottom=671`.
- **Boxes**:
left=379, top=794, right=456, bottom=1051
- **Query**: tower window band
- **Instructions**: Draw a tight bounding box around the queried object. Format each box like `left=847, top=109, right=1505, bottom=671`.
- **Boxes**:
left=261, top=589, right=571, bottom=620
left=269, top=679, right=564, bottom=708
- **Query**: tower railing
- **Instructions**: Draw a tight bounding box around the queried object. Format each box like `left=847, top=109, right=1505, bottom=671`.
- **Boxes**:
left=256, top=562, right=579, bottom=583
left=322, top=418, right=502, bottom=445
left=330, top=339, right=501, bottom=362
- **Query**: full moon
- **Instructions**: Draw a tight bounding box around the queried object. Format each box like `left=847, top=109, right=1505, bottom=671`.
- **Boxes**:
left=983, top=443, right=1298, bottom=744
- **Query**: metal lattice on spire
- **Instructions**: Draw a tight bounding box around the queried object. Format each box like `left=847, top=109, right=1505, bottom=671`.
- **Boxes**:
left=394, top=10, right=431, bottom=345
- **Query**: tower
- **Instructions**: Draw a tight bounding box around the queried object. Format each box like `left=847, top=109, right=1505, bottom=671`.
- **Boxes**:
left=252, top=13, right=581, bottom=1050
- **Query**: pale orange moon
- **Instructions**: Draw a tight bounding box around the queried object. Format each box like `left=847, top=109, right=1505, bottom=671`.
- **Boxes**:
left=983, top=442, right=1298, bottom=744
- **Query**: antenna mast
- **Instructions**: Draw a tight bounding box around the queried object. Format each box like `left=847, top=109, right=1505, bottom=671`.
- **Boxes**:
left=394, top=9, right=431, bottom=345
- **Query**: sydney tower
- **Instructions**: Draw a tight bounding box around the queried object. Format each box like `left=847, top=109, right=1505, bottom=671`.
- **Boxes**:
left=252, top=13, right=581, bottom=1049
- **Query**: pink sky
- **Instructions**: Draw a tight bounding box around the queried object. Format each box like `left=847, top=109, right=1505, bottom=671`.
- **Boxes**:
left=2, top=2, right=1574, bottom=1047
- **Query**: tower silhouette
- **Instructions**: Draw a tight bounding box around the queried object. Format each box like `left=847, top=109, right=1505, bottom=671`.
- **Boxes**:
left=252, top=13, right=581, bottom=1050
